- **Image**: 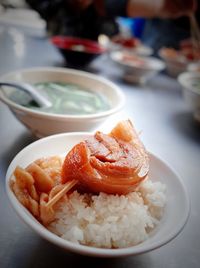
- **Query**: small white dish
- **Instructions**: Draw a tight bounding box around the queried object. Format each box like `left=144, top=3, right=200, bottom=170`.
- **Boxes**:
left=132, top=44, right=153, bottom=57
left=178, top=72, right=200, bottom=123
left=6, top=132, right=190, bottom=257
left=0, top=67, right=125, bottom=137
left=187, top=62, right=200, bottom=73
left=110, top=51, right=165, bottom=84
left=109, top=36, right=153, bottom=57
left=158, top=48, right=189, bottom=77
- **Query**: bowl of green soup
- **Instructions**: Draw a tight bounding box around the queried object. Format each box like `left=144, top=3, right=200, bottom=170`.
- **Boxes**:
left=0, top=67, right=125, bottom=137
left=178, top=72, right=200, bottom=122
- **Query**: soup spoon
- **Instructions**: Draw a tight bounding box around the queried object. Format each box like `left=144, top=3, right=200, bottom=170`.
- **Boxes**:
left=0, top=82, right=52, bottom=108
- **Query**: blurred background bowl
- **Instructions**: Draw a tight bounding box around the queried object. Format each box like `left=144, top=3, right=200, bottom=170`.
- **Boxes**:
left=51, top=36, right=106, bottom=67
left=187, top=62, right=200, bottom=73
left=0, top=67, right=125, bottom=137
left=110, top=36, right=153, bottom=56
left=110, top=50, right=165, bottom=84
left=178, top=72, right=200, bottom=122
left=159, top=48, right=190, bottom=77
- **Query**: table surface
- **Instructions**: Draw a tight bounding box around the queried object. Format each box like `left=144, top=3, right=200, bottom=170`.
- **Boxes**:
left=0, top=25, right=200, bottom=268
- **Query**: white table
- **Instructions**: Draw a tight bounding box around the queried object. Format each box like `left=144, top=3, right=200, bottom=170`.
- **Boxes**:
left=0, top=25, right=200, bottom=268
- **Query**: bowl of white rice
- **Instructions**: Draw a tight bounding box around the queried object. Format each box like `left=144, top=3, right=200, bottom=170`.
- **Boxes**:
left=5, top=132, right=190, bottom=257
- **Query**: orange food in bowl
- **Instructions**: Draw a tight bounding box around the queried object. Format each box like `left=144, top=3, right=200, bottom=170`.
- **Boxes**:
left=62, top=120, right=149, bottom=194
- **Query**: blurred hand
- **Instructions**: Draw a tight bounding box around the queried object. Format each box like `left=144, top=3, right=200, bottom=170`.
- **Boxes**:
left=127, top=0, right=197, bottom=18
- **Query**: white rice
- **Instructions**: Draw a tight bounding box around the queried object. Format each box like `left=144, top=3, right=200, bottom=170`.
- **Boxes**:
left=48, top=179, right=166, bottom=248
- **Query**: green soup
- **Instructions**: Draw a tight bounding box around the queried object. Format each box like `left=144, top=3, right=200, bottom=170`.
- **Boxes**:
left=191, top=79, right=200, bottom=92
left=9, top=82, right=110, bottom=115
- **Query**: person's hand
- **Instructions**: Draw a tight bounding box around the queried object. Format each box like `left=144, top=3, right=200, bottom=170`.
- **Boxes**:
left=127, top=0, right=197, bottom=18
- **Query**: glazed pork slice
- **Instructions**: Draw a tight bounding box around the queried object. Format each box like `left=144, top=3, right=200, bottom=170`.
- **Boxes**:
left=62, top=120, right=149, bottom=194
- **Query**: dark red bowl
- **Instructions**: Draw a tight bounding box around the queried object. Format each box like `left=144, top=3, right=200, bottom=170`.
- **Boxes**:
left=51, top=36, right=106, bottom=67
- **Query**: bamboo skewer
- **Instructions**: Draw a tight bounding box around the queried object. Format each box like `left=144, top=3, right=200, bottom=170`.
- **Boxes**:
left=46, top=180, right=77, bottom=208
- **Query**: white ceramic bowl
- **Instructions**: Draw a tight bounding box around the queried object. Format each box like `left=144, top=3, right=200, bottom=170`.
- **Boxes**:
left=178, top=72, right=200, bottom=122
left=187, top=62, right=200, bottom=73
left=131, top=44, right=153, bottom=57
left=110, top=43, right=153, bottom=57
left=108, top=36, right=153, bottom=57
left=6, top=132, right=190, bottom=257
left=0, top=67, right=125, bottom=137
left=110, top=51, right=165, bottom=84
left=159, top=48, right=189, bottom=77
